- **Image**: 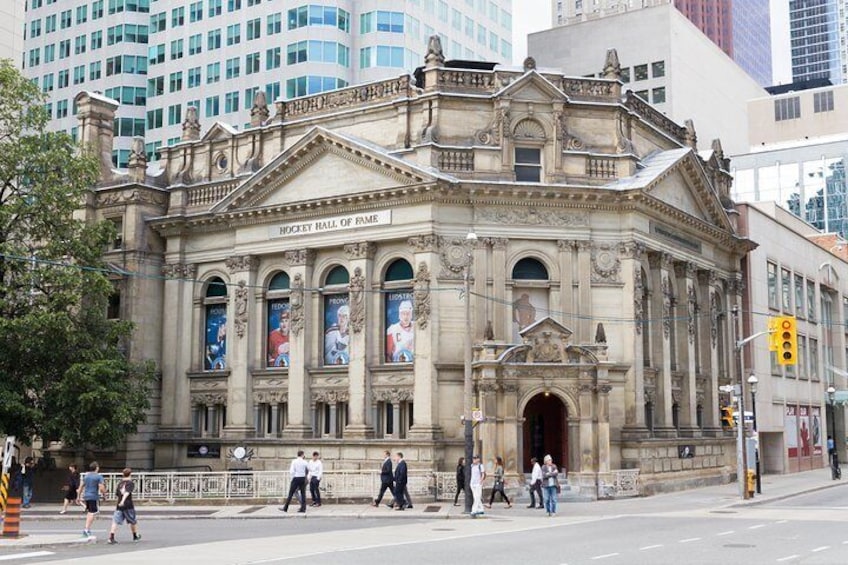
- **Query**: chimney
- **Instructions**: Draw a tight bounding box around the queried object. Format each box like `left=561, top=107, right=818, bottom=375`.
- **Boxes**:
left=127, top=136, right=147, bottom=183
left=75, top=91, right=119, bottom=182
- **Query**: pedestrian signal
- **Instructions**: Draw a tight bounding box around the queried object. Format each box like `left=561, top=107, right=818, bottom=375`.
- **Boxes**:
left=775, top=316, right=798, bottom=366
left=721, top=406, right=735, bottom=428
left=768, top=318, right=779, bottom=352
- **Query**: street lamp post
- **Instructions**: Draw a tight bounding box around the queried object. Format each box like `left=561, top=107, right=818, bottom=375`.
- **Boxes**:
left=827, top=385, right=837, bottom=474
left=747, top=374, right=761, bottom=494
left=462, top=231, right=477, bottom=514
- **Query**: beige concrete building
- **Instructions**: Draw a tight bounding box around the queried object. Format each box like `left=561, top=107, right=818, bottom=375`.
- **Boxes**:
left=77, top=43, right=752, bottom=493
left=737, top=202, right=847, bottom=473
left=1, top=0, right=25, bottom=64
left=747, top=83, right=848, bottom=148
left=528, top=3, right=766, bottom=155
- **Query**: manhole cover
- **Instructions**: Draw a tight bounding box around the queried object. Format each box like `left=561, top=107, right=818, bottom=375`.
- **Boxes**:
left=710, top=510, right=738, bottom=514
left=723, top=544, right=755, bottom=549
left=423, top=505, right=441, bottom=513
left=432, top=528, right=455, bottom=531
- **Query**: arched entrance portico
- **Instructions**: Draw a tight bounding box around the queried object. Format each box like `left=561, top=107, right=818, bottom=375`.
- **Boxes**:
left=522, top=393, right=568, bottom=472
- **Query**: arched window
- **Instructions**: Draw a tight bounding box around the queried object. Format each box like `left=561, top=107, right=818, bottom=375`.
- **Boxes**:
left=383, top=258, right=414, bottom=365
left=323, top=265, right=350, bottom=366
left=511, top=257, right=550, bottom=341
left=266, top=271, right=291, bottom=369
left=512, top=258, right=549, bottom=280
left=385, top=258, right=414, bottom=282
left=203, top=277, right=228, bottom=371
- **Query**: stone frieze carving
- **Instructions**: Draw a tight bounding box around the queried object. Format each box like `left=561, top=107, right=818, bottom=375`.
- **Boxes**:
left=687, top=284, right=697, bottom=344
left=253, top=390, right=288, bottom=404
left=661, top=274, right=672, bottom=339
left=372, top=388, right=414, bottom=402
left=349, top=266, right=365, bottom=333
left=591, top=242, right=622, bottom=284
left=477, top=207, right=589, bottom=227
left=709, top=291, right=718, bottom=348
left=225, top=255, right=259, bottom=273
left=438, top=236, right=474, bottom=279
left=344, top=242, right=376, bottom=260
left=408, top=235, right=438, bottom=252
left=290, top=273, right=305, bottom=336
left=161, top=263, right=197, bottom=279
left=284, top=249, right=315, bottom=267
left=234, top=280, right=249, bottom=338
left=634, top=265, right=644, bottom=335
left=413, top=262, right=431, bottom=329
left=191, top=392, right=227, bottom=406
left=311, top=389, right=350, bottom=404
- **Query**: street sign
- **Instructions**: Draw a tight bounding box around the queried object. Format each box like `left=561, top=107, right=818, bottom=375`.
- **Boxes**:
left=2, top=436, right=15, bottom=474
left=471, top=409, right=484, bottom=422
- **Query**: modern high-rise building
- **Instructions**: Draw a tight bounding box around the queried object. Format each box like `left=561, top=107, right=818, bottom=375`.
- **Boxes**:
left=788, top=0, right=841, bottom=83
left=22, top=0, right=513, bottom=167
left=1, top=1, right=26, bottom=64
left=551, top=0, right=772, bottom=86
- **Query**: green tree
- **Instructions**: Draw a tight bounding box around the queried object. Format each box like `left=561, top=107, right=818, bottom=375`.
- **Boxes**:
left=0, top=59, right=154, bottom=450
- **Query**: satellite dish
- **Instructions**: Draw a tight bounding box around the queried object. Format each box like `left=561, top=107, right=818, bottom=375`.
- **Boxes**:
left=232, top=446, right=247, bottom=460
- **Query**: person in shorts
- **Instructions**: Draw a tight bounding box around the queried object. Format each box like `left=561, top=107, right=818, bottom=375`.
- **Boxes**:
left=108, top=467, right=140, bottom=544
left=60, top=464, right=83, bottom=514
left=78, top=461, right=106, bottom=538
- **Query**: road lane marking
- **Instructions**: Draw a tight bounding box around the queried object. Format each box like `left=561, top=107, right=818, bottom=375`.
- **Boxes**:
left=749, top=524, right=766, bottom=530
left=0, top=552, right=55, bottom=561
left=812, top=546, right=830, bottom=553
left=590, top=554, right=619, bottom=560
left=639, top=545, right=663, bottom=550
left=776, top=520, right=788, bottom=524
left=776, top=556, right=799, bottom=562
left=717, top=531, right=734, bottom=536
left=679, top=538, right=701, bottom=543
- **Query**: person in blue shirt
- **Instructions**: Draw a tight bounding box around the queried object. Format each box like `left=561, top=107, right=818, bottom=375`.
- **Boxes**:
left=78, top=461, right=106, bottom=538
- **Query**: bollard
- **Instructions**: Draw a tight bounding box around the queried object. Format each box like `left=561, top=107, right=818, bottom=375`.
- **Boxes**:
left=2, top=496, right=21, bottom=538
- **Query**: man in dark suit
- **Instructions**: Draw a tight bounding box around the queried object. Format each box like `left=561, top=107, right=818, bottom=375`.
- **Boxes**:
left=374, top=450, right=395, bottom=507
left=393, top=452, right=412, bottom=510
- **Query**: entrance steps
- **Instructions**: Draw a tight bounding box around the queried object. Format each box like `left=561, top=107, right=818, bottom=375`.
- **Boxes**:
left=511, top=473, right=596, bottom=503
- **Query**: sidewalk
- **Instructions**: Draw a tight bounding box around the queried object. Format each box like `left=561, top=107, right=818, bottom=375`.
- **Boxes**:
left=2, top=468, right=844, bottom=549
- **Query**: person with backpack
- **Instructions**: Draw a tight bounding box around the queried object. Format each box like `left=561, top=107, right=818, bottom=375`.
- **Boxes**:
left=108, top=467, right=141, bottom=544
left=469, top=454, right=486, bottom=517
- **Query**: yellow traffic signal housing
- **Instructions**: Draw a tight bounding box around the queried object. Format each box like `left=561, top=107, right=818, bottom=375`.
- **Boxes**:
left=768, top=317, right=779, bottom=352
left=776, top=316, right=798, bottom=366
left=721, top=406, right=735, bottom=428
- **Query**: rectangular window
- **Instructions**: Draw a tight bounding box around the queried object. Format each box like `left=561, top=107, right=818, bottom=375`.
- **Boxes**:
left=795, top=274, right=805, bottom=318
left=781, top=268, right=791, bottom=311
left=189, top=34, right=202, bottom=55
left=89, top=61, right=102, bottom=80
left=42, top=73, right=54, bottom=92
left=515, top=148, right=541, bottom=182
left=767, top=262, right=778, bottom=309
left=621, top=68, right=630, bottom=83
left=814, top=90, right=834, bottom=113
left=45, top=14, right=56, bottom=33
left=205, top=95, right=220, bottom=117
left=189, top=1, right=203, bottom=23
left=247, top=17, right=260, bottom=40
left=634, top=64, right=648, bottom=81
left=651, top=60, right=665, bottom=78
left=227, top=0, right=241, bottom=12
left=73, top=65, right=85, bottom=85
left=43, top=44, right=55, bottom=63
left=93, top=1, right=104, bottom=19
left=149, top=43, right=165, bottom=65
left=30, top=19, right=41, bottom=38
left=376, top=45, right=404, bottom=67
left=227, top=23, right=241, bottom=45
left=208, top=0, right=222, bottom=17
left=207, top=62, right=221, bottom=83
left=170, top=39, right=184, bottom=60
left=57, top=69, right=68, bottom=88
left=56, top=99, right=69, bottom=119
left=60, top=10, right=72, bottom=28
left=147, top=76, right=164, bottom=97
left=774, top=97, right=801, bottom=121
left=266, top=47, right=280, bottom=70
left=807, top=279, right=816, bottom=321
left=797, top=336, right=807, bottom=379
left=225, top=91, right=239, bottom=113
left=169, top=71, right=183, bottom=92
left=208, top=29, right=221, bottom=50
left=74, top=35, right=86, bottom=55
left=265, top=81, right=280, bottom=102
left=225, top=57, right=240, bottom=79
left=188, top=67, right=201, bottom=88
left=652, top=87, right=666, bottom=104
left=91, top=30, right=103, bottom=50
left=360, top=47, right=372, bottom=69
left=267, top=12, right=281, bottom=35
left=171, top=6, right=184, bottom=27
left=809, top=338, right=819, bottom=379
left=150, top=11, right=166, bottom=32
left=59, top=40, right=70, bottom=58
left=167, top=104, right=181, bottom=125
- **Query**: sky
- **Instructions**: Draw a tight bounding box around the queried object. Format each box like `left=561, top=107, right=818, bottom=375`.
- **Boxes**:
left=511, top=0, right=553, bottom=65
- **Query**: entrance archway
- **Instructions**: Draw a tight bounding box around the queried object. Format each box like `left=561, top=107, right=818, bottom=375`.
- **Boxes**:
left=522, top=393, right=568, bottom=472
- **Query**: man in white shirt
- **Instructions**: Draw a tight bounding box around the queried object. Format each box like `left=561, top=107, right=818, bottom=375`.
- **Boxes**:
left=307, top=451, right=323, bottom=507
left=528, top=457, right=544, bottom=509
left=469, top=454, right=486, bottom=517
left=281, top=450, right=308, bottom=513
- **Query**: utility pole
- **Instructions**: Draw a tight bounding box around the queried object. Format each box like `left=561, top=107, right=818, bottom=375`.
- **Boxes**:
left=732, top=306, right=750, bottom=500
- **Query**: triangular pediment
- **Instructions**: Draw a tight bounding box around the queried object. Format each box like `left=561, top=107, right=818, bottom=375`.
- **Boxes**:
left=647, top=169, right=711, bottom=222
left=201, top=122, right=238, bottom=142
left=495, top=70, right=568, bottom=102
left=519, top=316, right=573, bottom=341
left=212, top=128, right=444, bottom=212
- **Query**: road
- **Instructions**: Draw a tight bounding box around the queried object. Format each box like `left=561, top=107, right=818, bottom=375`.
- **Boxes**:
left=2, top=484, right=847, bottom=564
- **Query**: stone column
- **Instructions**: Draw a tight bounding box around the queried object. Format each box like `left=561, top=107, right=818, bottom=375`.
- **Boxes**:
left=479, top=382, right=499, bottom=464
left=649, top=252, right=674, bottom=435
left=223, top=255, right=259, bottom=437
left=701, top=270, right=721, bottom=433
left=160, top=263, right=194, bottom=432
left=567, top=418, right=580, bottom=473
left=484, top=238, right=508, bottom=339
left=622, top=243, right=649, bottom=438
left=270, top=403, right=280, bottom=437
left=407, top=236, right=441, bottom=439
left=501, top=383, right=520, bottom=472
left=675, top=261, right=699, bottom=436
left=282, top=249, right=315, bottom=438
left=344, top=242, right=375, bottom=438
left=578, top=382, right=596, bottom=472
left=597, top=383, right=612, bottom=473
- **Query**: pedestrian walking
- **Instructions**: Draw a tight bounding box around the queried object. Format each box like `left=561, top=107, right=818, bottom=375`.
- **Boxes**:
left=393, top=452, right=411, bottom=510
left=541, top=455, right=560, bottom=517
left=373, top=450, right=395, bottom=507
left=107, top=468, right=141, bottom=544
left=78, top=461, right=106, bottom=538
left=453, top=457, right=466, bottom=506
left=307, top=451, right=323, bottom=507
left=469, top=454, right=486, bottom=517
left=60, top=464, right=84, bottom=514
left=280, top=450, right=308, bottom=513
left=21, top=456, right=35, bottom=508
left=527, top=457, right=544, bottom=509
left=485, top=456, right=512, bottom=508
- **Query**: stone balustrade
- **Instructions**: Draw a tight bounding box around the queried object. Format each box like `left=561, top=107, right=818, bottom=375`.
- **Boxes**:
left=186, top=182, right=239, bottom=208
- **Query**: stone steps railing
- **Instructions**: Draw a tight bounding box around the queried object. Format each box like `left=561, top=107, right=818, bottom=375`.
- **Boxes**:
left=97, top=469, right=639, bottom=502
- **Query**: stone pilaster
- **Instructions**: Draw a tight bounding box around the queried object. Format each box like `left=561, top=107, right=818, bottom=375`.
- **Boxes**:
left=578, top=382, right=597, bottom=472
left=597, top=382, right=612, bottom=473
left=674, top=261, right=699, bottom=436
left=160, top=263, right=196, bottom=433
left=649, top=252, right=674, bottom=435
left=483, top=238, right=508, bottom=339
left=622, top=243, right=649, bottom=439
left=282, top=249, right=315, bottom=438
left=344, top=242, right=375, bottom=438
left=700, top=270, right=721, bottom=432
left=575, top=241, right=593, bottom=343
left=222, top=255, right=259, bottom=437
left=407, top=235, right=441, bottom=439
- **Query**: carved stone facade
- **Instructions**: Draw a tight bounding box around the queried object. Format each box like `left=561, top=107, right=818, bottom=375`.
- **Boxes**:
left=83, top=53, right=749, bottom=491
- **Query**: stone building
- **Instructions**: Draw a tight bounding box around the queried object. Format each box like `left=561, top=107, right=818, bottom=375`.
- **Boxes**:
left=79, top=41, right=753, bottom=492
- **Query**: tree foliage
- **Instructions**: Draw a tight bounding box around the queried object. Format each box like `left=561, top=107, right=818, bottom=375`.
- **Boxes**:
left=0, top=59, right=154, bottom=450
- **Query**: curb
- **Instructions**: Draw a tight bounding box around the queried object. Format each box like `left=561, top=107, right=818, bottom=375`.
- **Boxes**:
left=0, top=536, right=95, bottom=550
left=730, top=479, right=848, bottom=508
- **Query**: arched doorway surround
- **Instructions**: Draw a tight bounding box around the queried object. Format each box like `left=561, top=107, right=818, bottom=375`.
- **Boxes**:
left=522, top=392, right=567, bottom=472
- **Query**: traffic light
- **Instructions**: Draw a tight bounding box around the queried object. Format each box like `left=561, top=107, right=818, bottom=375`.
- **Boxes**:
left=775, top=316, right=798, bottom=366
left=721, top=406, right=735, bottom=428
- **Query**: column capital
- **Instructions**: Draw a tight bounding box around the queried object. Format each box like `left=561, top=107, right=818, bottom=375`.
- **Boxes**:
left=225, top=255, right=259, bottom=273
left=407, top=234, right=438, bottom=252
left=284, top=249, right=316, bottom=267
left=344, top=242, right=376, bottom=260
left=648, top=251, right=673, bottom=270
left=673, top=260, right=695, bottom=279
